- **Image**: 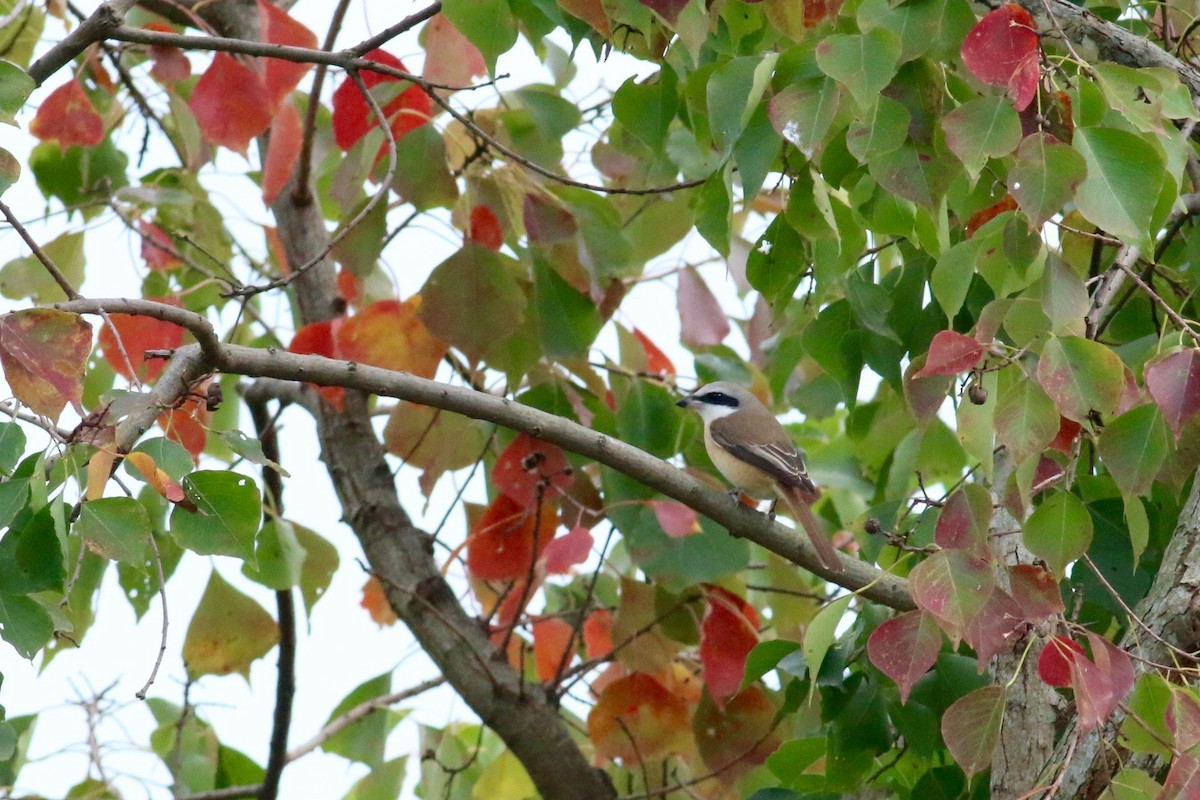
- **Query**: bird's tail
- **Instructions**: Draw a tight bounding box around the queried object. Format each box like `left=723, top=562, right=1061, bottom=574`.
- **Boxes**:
left=777, top=484, right=843, bottom=574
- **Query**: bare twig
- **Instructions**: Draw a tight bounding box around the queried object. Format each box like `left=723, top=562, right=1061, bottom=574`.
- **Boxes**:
left=0, top=199, right=82, bottom=300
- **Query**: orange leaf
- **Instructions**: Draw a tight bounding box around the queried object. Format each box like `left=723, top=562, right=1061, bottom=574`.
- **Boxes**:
left=336, top=298, right=446, bottom=379
left=633, top=328, right=675, bottom=376
left=361, top=575, right=399, bottom=626
left=188, top=52, right=272, bottom=155
left=468, top=205, right=503, bottom=250
left=466, top=493, right=558, bottom=581
left=158, top=393, right=210, bottom=462
left=30, top=79, right=103, bottom=148
left=966, top=194, right=1018, bottom=238
left=533, top=616, right=576, bottom=682
left=85, top=448, right=117, bottom=501
left=583, top=608, right=614, bottom=660
left=264, top=225, right=291, bottom=275
left=0, top=309, right=92, bottom=420
left=262, top=100, right=303, bottom=204
left=694, top=685, right=782, bottom=779
left=125, top=451, right=187, bottom=504
left=139, top=219, right=183, bottom=271
left=257, top=0, right=316, bottom=112
left=587, top=673, right=691, bottom=763
left=337, top=268, right=362, bottom=306
left=492, top=432, right=574, bottom=506
left=97, top=297, right=186, bottom=382
left=288, top=319, right=345, bottom=409
left=331, top=49, right=432, bottom=156
left=700, top=585, right=760, bottom=707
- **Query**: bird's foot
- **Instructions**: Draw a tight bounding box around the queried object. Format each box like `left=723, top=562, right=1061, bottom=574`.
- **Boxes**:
left=767, top=499, right=778, bottom=522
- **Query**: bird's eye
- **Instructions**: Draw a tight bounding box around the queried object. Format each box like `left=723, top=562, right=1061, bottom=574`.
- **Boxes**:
left=701, top=391, right=739, bottom=408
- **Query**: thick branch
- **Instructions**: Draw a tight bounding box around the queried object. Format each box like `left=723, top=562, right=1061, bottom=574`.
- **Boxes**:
left=27, top=0, right=137, bottom=85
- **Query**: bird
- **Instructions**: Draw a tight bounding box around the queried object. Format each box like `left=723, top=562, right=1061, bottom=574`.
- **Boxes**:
left=676, top=381, right=843, bottom=573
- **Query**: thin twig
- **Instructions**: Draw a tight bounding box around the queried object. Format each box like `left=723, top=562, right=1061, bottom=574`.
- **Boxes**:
left=0, top=199, right=82, bottom=300
left=135, top=530, right=170, bottom=700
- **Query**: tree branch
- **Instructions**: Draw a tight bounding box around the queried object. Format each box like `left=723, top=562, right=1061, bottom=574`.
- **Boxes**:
left=27, top=0, right=137, bottom=85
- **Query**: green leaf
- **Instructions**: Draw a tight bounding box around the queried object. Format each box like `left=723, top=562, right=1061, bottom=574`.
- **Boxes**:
left=742, top=640, right=802, bottom=689
left=768, top=77, right=841, bottom=159
left=1036, top=335, right=1126, bottom=422
left=331, top=197, right=387, bottom=277
left=1098, top=404, right=1170, bottom=498
left=613, top=69, right=678, bottom=150
left=803, top=595, right=853, bottom=683
left=0, top=60, right=33, bottom=124
left=615, top=378, right=682, bottom=459
left=418, top=245, right=527, bottom=363
left=343, top=756, right=407, bottom=800
left=0, top=477, right=29, bottom=530
left=1073, top=127, right=1165, bottom=248
left=29, top=138, right=129, bottom=221
left=0, top=147, right=18, bottom=196
left=182, top=569, right=279, bottom=678
left=441, top=0, right=517, bottom=73
left=217, top=430, right=289, bottom=477
left=747, top=215, right=807, bottom=311
left=845, top=96, right=909, bottom=163
left=0, top=505, right=64, bottom=594
left=1009, top=132, right=1087, bottom=226
left=707, top=53, right=778, bottom=156
left=941, top=96, right=1021, bottom=179
left=322, top=672, right=402, bottom=767
left=0, top=230, right=85, bottom=303
left=242, top=519, right=306, bottom=590
left=390, top=124, right=459, bottom=211
left=0, top=593, right=53, bottom=658
left=170, top=471, right=262, bottom=562
left=76, top=497, right=150, bottom=565
left=532, top=258, right=602, bottom=359
left=815, top=29, right=901, bottom=111
left=995, top=369, right=1059, bottom=463
left=941, top=685, right=1004, bottom=778
left=869, top=142, right=957, bottom=208
left=470, top=750, right=531, bottom=800
left=294, top=523, right=339, bottom=615
left=128, top=437, right=194, bottom=481
left=695, top=167, right=732, bottom=256
left=1023, top=491, right=1093, bottom=576
left=0, top=420, right=25, bottom=474
left=148, top=702, right=218, bottom=794
left=1041, top=254, right=1089, bottom=336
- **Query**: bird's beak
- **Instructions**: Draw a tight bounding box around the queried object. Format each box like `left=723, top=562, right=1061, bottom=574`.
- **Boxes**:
left=675, top=396, right=691, bottom=408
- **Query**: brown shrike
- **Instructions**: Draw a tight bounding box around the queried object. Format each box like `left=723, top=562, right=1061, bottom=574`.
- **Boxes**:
left=676, top=381, right=843, bottom=573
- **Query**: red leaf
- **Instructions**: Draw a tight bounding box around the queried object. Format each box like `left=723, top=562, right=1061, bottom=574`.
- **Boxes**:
left=30, top=79, right=104, bottom=148
left=139, top=220, right=182, bottom=271
left=158, top=393, right=210, bottom=461
left=1032, top=455, right=1065, bottom=493
left=699, top=585, right=760, bottom=707
left=261, top=100, right=302, bottom=204
left=523, top=193, right=577, bottom=244
left=1146, top=348, right=1200, bottom=439
left=336, top=298, right=446, bottom=379
left=638, top=0, right=689, bottom=24
left=587, top=673, right=691, bottom=763
left=908, top=550, right=995, bottom=646
left=915, top=330, right=985, bottom=377
left=963, top=588, right=1024, bottom=670
left=1037, top=635, right=1082, bottom=687
left=288, top=318, right=345, bottom=410
left=97, top=297, right=186, bottom=382
left=583, top=608, right=614, bottom=660
left=468, top=205, right=503, bottom=251
left=934, top=484, right=992, bottom=558
left=677, top=268, right=730, bottom=347
left=331, top=49, right=432, bottom=154
left=1009, top=564, right=1064, bottom=622
left=337, top=268, right=362, bottom=306
left=542, top=526, right=592, bottom=574
left=648, top=500, right=701, bottom=538
left=1048, top=416, right=1082, bottom=453
left=257, top=0, right=316, bottom=112
left=466, top=493, right=558, bottom=581
left=633, top=328, right=675, bottom=376
left=1161, top=751, right=1200, bottom=800
left=492, top=433, right=574, bottom=506
left=693, top=685, right=782, bottom=779
left=533, top=616, right=576, bottom=682
left=867, top=609, right=943, bottom=703
left=0, top=309, right=92, bottom=420
left=145, top=23, right=190, bottom=83
left=1168, top=689, right=1200, bottom=752
left=421, top=13, right=486, bottom=92
left=188, top=53, right=272, bottom=155
left=1075, top=632, right=1133, bottom=729
left=966, top=194, right=1018, bottom=238
left=960, top=4, right=1040, bottom=111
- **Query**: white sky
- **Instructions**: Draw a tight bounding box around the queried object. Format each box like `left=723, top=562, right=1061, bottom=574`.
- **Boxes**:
left=0, top=2, right=765, bottom=798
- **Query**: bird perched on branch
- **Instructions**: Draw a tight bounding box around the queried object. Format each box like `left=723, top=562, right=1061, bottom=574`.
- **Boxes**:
left=676, top=381, right=842, bottom=573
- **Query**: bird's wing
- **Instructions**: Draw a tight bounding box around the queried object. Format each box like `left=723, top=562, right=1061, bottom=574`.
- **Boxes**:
left=709, top=416, right=818, bottom=499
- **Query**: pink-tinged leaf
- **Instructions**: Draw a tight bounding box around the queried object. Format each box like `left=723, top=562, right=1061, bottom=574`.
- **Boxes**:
left=1071, top=656, right=1116, bottom=730
left=941, top=685, right=1006, bottom=778
left=908, top=550, right=995, bottom=646
left=633, top=329, right=675, bottom=376
left=1037, top=335, right=1125, bottom=423
left=492, top=433, right=574, bottom=506
left=257, top=0, right=316, bottom=112
left=421, top=13, right=486, bottom=92
left=960, top=4, right=1040, bottom=111
left=188, top=53, right=272, bottom=155
left=638, top=0, right=689, bottom=24
left=1168, top=689, right=1200, bottom=752
left=903, top=354, right=952, bottom=422
left=542, top=526, right=593, bottom=574
left=1032, top=456, right=1066, bottom=493
left=866, top=609, right=943, bottom=703
left=700, top=585, right=760, bottom=708
left=558, top=0, right=612, bottom=35
left=1038, top=635, right=1082, bottom=687
left=1145, top=348, right=1200, bottom=439
left=139, top=220, right=182, bottom=271
left=649, top=500, right=701, bottom=538
left=145, top=23, right=190, bottom=83
left=0, top=309, right=92, bottom=420
left=261, top=100, right=302, bottom=204
left=1009, top=564, right=1064, bottom=622
left=1086, top=632, right=1134, bottom=714
left=963, top=588, right=1024, bottom=670
left=677, top=268, right=729, bottom=347
left=1160, top=751, right=1200, bottom=800
left=915, top=330, right=985, bottom=377
left=30, top=79, right=104, bottom=148
left=523, top=194, right=577, bottom=244
left=934, top=483, right=992, bottom=558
